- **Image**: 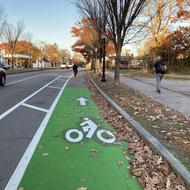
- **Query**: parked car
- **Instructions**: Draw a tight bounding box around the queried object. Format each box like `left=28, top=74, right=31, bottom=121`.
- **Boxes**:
left=60, top=63, right=69, bottom=69
left=0, top=63, right=10, bottom=70
left=0, top=68, right=6, bottom=86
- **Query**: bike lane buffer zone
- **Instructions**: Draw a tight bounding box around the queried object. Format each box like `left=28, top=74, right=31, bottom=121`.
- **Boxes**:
left=19, top=87, right=143, bottom=190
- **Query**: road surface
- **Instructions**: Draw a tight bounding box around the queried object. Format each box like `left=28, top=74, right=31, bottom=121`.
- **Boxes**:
left=0, top=69, right=73, bottom=189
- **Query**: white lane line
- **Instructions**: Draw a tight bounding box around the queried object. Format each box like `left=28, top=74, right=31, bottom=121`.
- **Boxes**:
left=0, top=76, right=61, bottom=121
left=47, top=85, right=62, bottom=90
left=6, top=73, right=59, bottom=86
left=6, top=75, right=41, bottom=86
left=4, top=74, right=73, bottom=190
left=57, top=79, right=67, bottom=82
left=21, top=103, right=49, bottom=113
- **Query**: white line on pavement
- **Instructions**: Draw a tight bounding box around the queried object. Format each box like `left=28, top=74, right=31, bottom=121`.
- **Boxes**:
left=0, top=76, right=61, bottom=121
left=6, top=75, right=41, bottom=86
left=47, top=85, right=62, bottom=90
left=21, top=103, right=49, bottom=113
left=6, top=73, right=59, bottom=86
left=57, top=79, right=68, bottom=81
left=4, top=74, right=73, bottom=190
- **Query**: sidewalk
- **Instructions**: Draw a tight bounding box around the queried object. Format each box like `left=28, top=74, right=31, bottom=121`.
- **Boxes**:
left=106, top=71, right=190, bottom=118
left=10, top=71, right=142, bottom=190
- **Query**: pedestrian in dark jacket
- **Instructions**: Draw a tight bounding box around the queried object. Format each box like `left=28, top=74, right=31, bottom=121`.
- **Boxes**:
left=73, top=64, right=78, bottom=77
left=153, top=56, right=167, bottom=93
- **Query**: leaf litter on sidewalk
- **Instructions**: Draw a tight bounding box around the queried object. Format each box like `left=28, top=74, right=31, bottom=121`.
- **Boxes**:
left=88, top=74, right=189, bottom=190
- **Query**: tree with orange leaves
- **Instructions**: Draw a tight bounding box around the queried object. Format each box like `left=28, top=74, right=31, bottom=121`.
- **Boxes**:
left=16, top=40, right=40, bottom=65
left=44, top=43, right=61, bottom=67
left=71, top=18, right=115, bottom=72
left=175, top=0, right=190, bottom=21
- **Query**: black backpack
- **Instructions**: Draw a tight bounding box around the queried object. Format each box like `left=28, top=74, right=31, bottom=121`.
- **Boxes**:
left=158, top=63, right=166, bottom=74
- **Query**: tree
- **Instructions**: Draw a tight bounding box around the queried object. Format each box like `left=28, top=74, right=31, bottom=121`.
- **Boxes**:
left=71, top=18, right=116, bottom=72
left=23, top=32, right=33, bottom=67
left=71, top=18, right=99, bottom=71
left=71, top=52, right=84, bottom=63
left=36, top=40, right=47, bottom=68
left=174, top=0, right=190, bottom=21
left=44, top=43, right=61, bottom=67
left=147, top=26, right=190, bottom=71
left=1, top=21, right=25, bottom=69
left=75, top=0, right=149, bottom=84
left=16, top=40, right=40, bottom=64
left=60, top=49, right=71, bottom=62
left=140, top=0, right=174, bottom=46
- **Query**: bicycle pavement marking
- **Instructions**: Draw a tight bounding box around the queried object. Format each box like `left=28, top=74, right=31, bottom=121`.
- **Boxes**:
left=13, top=85, right=143, bottom=190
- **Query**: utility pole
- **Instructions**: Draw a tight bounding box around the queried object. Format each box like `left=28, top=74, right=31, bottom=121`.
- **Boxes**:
left=101, top=0, right=106, bottom=82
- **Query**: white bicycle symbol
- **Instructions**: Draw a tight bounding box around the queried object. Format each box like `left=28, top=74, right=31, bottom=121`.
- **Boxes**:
left=65, top=118, right=116, bottom=144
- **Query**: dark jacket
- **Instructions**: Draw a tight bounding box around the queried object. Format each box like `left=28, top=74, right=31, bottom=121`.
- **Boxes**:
left=153, top=60, right=165, bottom=74
left=73, top=64, right=78, bottom=71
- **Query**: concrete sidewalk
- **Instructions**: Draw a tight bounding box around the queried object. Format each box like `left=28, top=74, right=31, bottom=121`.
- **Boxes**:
left=106, top=71, right=190, bottom=118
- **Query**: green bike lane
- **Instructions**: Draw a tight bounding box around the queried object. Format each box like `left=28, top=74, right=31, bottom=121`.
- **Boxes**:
left=17, top=76, right=143, bottom=190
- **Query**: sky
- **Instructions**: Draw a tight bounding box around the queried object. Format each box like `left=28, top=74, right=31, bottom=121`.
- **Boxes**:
left=0, top=0, right=80, bottom=50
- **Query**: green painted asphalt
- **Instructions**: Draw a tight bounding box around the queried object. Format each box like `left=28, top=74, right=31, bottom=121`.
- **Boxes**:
left=19, top=88, right=143, bottom=190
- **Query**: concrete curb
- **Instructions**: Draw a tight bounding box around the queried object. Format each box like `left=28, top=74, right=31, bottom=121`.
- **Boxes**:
left=89, top=74, right=190, bottom=187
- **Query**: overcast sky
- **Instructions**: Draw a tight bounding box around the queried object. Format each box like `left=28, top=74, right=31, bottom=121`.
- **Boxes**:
left=0, top=0, right=80, bottom=50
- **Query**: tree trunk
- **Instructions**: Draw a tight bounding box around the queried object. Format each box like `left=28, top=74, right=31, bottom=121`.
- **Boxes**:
left=92, top=56, right=96, bottom=73
left=11, top=54, right=14, bottom=70
left=114, top=45, right=122, bottom=84
left=95, top=51, right=101, bottom=74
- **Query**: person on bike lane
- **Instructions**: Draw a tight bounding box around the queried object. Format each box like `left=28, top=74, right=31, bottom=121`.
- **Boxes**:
left=73, top=63, right=78, bottom=77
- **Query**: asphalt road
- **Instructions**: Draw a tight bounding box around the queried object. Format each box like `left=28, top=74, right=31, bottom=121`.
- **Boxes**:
left=0, top=69, right=74, bottom=190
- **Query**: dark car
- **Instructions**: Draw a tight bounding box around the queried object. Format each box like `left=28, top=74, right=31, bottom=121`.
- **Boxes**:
left=0, top=68, right=6, bottom=86
left=0, top=63, right=10, bottom=70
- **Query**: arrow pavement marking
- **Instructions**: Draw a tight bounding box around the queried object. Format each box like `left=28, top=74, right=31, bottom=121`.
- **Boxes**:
left=76, top=97, right=88, bottom=106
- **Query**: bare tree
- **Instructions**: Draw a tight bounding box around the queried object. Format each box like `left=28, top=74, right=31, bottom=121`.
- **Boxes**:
left=1, top=21, right=25, bottom=69
left=60, top=49, right=71, bottom=62
left=23, top=32, right=33, bottom=68
left=75, top=0, right=149, bottom=84
left=36, top=40, right=47, bottom=68
left=104, top=0, right=150, bottom=83
left=75, top=0, right=106, bottom=74
left=140, top=0, right=175, bottom=46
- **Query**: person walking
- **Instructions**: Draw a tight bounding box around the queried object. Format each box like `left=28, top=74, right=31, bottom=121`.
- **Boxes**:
left=153, top=55, right=167, bottom=93
left=73, top=63, right=78, bottom=77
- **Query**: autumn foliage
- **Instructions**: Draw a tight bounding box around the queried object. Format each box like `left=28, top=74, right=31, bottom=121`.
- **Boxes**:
left=71, top=18, right=99, bottom=62
left=71, top=18, right=115, bottom=63
left=0, top=40, right=41, bottom=63
left=174, top=0, right=190, bottom=21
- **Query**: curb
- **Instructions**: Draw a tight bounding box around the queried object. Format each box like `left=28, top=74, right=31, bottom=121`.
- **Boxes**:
left=89, top=74, right=190, bottom=187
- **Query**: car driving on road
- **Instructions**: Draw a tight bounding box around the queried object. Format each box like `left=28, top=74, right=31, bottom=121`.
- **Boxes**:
left=0, top=68, right=6, bottom=86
